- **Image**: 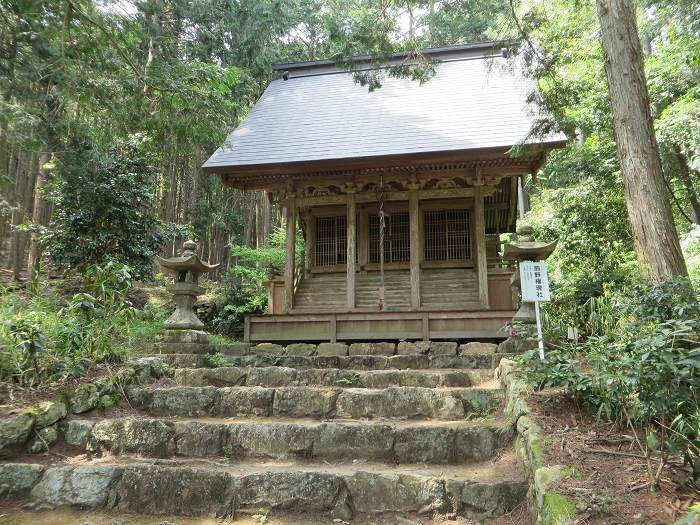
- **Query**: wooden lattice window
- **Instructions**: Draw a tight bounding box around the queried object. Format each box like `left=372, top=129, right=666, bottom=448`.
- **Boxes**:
left=369, top=212, right=410, bottom=263
left=424, top=209, right=471, bottom=261
left=315, top=216, right=346, bottom=266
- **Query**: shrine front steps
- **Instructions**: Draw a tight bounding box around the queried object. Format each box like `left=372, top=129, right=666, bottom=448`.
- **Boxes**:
left=127, top=385, right=503, bottom=420
left=58, top=416, right=512, bottom=464
left=148, top=351, right=512, bottom=370
left=3, top=454, right=526, bottom=521
left=173, top=365, right=493, bottom=388
left=0, top=348, right=527, bottom=522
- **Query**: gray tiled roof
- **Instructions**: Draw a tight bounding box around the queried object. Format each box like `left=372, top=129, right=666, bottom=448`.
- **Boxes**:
left=203, top=51, right=565, bottom=172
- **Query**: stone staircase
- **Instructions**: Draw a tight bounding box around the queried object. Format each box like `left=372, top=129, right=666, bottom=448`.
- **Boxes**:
left=0, top=341, right=526, bottom=523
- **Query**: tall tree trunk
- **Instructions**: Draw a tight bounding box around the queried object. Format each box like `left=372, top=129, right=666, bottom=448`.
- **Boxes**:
left=262, top=190, right=271, bottom=244
left=596, top=0, right=688, bottom=282
left=27, top=151, right=51, bottom=280
left=255, top=192, right=263, bottom=249
left=244, top=201, right=256, bottom=248
left=673, top=146, right=700, bottom=224
left=12, top=152, right=38, bottom=280
left=255, top=191, right=271, bottom=248
left=0, top=27, right=18, bottom=266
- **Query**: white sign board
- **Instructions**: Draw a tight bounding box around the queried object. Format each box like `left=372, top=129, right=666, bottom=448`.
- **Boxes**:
left=520, top=262, right=551, bottom=302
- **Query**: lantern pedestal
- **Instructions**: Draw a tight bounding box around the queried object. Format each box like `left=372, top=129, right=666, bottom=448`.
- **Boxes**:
left=154, top=240, right=219, bottom=355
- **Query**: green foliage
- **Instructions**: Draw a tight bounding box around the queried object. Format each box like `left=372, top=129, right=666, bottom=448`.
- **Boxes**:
left=518, top=278, right=700, bottom=487
left=98, top=392, right=121, bottom=411
left=574, top=493, right=619, bottom=517
left=5, top=313, right=48, bottom=381
left=675, top=502, right=700, bottom=525
left=528, top=142, right=637, bottom=301
left=205, top=353, right=231, bottom=368
left=466, top=399, right=495, bottom=420
left=213, top=226, right=304, bottom=337
left=252, top=508, right=270, bottom=524
left=336, top=371, right=361, bottom=385
left=0, top=263, right=167, bottom=386
left=44, top=134, right=164, bottom=277
left=222, top=444, right=239, bottom=458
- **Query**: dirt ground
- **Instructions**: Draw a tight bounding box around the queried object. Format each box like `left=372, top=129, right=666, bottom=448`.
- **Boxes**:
left=525, top=388, right=699, bottom=525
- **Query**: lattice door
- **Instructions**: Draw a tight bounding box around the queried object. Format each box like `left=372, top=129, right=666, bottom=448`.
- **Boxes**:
left=424, top=209, right=471, bottom=261
left=315, top=216, right=347, bottom=266
left=369, top=212, right=410, bottom=263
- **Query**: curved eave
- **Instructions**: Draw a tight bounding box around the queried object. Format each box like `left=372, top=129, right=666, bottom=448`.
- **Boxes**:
left=202, top=140, right=567, bottom=183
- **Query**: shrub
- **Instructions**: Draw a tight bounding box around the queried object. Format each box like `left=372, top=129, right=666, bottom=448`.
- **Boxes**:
left=44, top=134, right=164, bottom=278
left=518, top=278, right=700, bottom=488
left=212, top=226, right=303, bottom=337
left=0, top=261, right=167, bottom=386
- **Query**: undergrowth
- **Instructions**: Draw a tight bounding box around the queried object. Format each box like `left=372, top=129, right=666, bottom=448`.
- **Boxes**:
left=0, top=260, right=167, bottom=386
left=517, top=278, right=700, bottom=490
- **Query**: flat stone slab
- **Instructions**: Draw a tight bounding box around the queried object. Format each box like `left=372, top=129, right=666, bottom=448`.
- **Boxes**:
left=316, top=343, right=348, bottom=356
left=152, top=342, right=212, bottom=355
left=219, top=353, right=509, bottom=370
left=216, top=343, right=251, bottom=356
left=173, top=366, right=490, bottom=389
left=62, top=416, right=511, bottom=464
left=459, top=342, right=498, bottom=355
left=348, top=342, right=396, bottom=356
left=149, top=352, right=516, bottom=371
left=129, top=385, right=503, bottom=420
left=285, top=343, right=317, bottom=357
left=14, top=457, right=525, bottom=519
left=397, top=341, right=431, bottom=355
left=252, top=343, right=286, bottom=355
left=148, top=353, right=208, bottom=368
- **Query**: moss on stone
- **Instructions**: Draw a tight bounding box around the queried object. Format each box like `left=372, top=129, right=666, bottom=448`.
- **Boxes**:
left=542, top=492, right=576, bottom=525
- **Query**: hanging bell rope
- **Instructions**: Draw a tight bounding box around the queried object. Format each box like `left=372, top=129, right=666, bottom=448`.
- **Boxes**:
left=377, top=175, right=386, bottom=311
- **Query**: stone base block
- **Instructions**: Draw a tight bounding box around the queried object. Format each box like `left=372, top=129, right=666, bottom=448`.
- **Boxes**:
left=152, top=342, right=212, bottom=355
left=161, top=330, right=210, bottom=344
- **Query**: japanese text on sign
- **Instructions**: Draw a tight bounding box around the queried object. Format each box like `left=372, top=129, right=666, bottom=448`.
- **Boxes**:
left=520, top=261, right=551, bottom=302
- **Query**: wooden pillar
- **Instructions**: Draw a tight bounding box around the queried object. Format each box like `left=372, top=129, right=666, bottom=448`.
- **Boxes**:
left=358, top=209, right=369, bottom=270
left=408, top=186, right=421, bottom=310
left=304, top=212, right=315, bottom=277
left=474, top=185, right=489, bottom=308
left=284, top=196, right=297, bottom=313
left=346, top=191, right=356, bottom=310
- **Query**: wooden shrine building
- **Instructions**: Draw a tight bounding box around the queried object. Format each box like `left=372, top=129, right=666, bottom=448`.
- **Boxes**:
left=203, top=42, right=565, bottom=343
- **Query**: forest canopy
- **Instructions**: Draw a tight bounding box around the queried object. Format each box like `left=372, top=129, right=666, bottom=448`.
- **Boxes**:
left=1, top=0, right=698, bottom=290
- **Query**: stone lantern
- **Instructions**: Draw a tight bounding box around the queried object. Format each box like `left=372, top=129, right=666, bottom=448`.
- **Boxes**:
left=499, top=225, right=557, bottom=352
left=156, top=240, right=219, bottom=347
left=503, top=225, right=557, bottom=323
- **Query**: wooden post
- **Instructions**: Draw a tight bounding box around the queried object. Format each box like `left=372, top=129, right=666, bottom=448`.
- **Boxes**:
left=304, top=212, right=315, bottom=277
left=358, top=209, right=369, bottom=270
left=346, top=190, right=356, bottom=310
left=329, top=315, right=337, bottom=343
left=284, top=196, right=297, bottom=313
left=408, top=186, right=421, bottom=310
left=474, top=185, right=489, bottom=308
left=422, top=313, right=429, bottom=342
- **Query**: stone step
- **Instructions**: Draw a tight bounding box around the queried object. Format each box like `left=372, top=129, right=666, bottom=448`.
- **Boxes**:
left=149, top=352, right=509, bottom=371
left=127, top=385, right=503, bottom=420
left=60, top=416, right=512, bottom=464
left=173, top=366, right=493, bottom=389
left=2, top=454, right=526, bottom=520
